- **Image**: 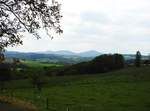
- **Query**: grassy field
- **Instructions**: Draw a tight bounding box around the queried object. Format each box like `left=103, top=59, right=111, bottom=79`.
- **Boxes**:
left=21, top=60, right=63, bottom=68
left=1, top=66, right=150, bottom=111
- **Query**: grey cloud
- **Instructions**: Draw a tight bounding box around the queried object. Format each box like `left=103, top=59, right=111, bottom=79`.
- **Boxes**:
left=7, top=0, right=150, bottom=54
left=74, top=24, right=108, bottom=37
left=113, top=8, right=150, bottom=28
left=80, top=11, right=111, bottom=24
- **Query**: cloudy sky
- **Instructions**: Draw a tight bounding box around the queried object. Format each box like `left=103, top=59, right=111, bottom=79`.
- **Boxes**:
left=8, top=0, right=150, bottom=54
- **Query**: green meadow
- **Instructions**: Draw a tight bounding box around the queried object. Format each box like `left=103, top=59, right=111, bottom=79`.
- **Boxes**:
left=21, top=60, right=63, bottom=68
left=1, top=66, right=150, bottom=111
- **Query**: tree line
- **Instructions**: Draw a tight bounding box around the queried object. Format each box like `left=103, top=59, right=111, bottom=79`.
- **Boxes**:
left=45, top=54, right=125, bottom=76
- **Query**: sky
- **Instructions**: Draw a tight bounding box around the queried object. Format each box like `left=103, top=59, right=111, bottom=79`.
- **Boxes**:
left=8, top=0, right=150, bottom=54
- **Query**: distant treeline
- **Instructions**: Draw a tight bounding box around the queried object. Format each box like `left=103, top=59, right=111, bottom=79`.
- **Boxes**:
left=45, top=54, right=125, bottom=76
left=1, top=53, right=150, bottom=81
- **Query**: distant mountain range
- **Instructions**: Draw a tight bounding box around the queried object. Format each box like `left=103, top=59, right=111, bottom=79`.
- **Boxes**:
left=39, top=50, right=149, bottom=60
left=4, top=50, right=149, bottom=64
left=39, top=50, right=102, bottom=57
left=4, top=50, right=98, bottom=64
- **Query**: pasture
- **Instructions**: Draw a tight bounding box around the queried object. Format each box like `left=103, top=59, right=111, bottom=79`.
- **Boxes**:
left=1, top=66, right=150, bottom=111
left=21, top=60, right=63, bottom=69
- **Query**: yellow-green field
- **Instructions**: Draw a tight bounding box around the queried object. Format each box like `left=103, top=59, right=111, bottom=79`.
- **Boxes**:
left=21, top=60, right=63, bottom=68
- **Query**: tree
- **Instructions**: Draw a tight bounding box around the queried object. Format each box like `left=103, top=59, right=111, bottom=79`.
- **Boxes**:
left=0, top=63, right=11, bottom=91
left=0, top=52, right=5, bottom=63
left=135, top=51, right=142, bottom=67
left=59, top=54, right=125, bottom=75
left=0, top=0, right=63, bottom=50
left=30, top=72, right=44, bottom=92
left=11, top=58, right=20, bottom=74
left=113, top=54, right=125, bottom=69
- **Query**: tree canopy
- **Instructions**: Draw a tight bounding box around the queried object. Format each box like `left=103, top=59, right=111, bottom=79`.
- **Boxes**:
left=0, top=0, right=63, bottom=51
left=0, top=52, right=4, bottom=62
left=135, top=51, right=142, bottom=67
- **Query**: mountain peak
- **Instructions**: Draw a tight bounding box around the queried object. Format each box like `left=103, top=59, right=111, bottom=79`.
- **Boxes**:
left=78, top=50, right=101, bottom=57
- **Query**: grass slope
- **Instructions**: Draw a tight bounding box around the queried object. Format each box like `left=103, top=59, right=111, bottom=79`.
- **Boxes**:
left=1, top=66, right=150, bottom=111
left=22, top=60, right=63, bottom=68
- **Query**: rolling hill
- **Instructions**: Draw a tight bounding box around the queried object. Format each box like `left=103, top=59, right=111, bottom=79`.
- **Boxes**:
left=4, top=51, right=149, bottom=65
left=4, top=51, right=92, bottom=64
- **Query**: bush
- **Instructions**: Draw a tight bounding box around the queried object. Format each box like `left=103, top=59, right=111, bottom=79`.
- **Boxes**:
left=0, top=63, right=11, bottom=81
left=0, top=63, right=11, bottom=90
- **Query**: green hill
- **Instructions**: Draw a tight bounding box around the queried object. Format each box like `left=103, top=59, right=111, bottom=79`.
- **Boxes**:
left=1, top=66, right=150, bottom=111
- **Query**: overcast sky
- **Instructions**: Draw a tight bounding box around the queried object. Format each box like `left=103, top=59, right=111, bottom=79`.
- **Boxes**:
left=8, top=0, right=150, bottom=54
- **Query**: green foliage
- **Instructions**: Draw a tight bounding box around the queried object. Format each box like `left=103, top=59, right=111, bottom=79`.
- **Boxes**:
left=30, top=72, right=44, bottom=92
left=0, top=63, right=11, bottom=81
left=135, top=51, right=142, bottom=67
left=0, top=63, right=11, bottom=90
left=0, top=52, right=4, bottom=63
